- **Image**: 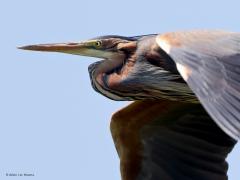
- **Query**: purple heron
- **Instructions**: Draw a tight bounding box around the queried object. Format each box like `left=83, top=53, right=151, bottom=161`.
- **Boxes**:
left=19, top=30, right=239, bottom=180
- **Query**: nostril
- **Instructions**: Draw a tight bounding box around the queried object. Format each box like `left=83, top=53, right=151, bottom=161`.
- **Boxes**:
left=67, top=43, right=78, bottom=45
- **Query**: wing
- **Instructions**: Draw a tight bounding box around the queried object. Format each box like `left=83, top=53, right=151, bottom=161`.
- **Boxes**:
left=156, top=30, right=240, bottom=140
left=110, top=100, right=236, bottom=180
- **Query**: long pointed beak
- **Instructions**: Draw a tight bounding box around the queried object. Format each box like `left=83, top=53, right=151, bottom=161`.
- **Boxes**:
left=18, top=42, right=86, bottom=53
left=18, top=41, right=110, bottom=58
left=18, top=41, right=123, bottom=59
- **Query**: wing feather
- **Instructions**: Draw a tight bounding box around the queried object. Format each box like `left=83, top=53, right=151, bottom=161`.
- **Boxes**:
left=111, top=100, right=236, bottom=180
left=157, top=30, right=240, bottom=140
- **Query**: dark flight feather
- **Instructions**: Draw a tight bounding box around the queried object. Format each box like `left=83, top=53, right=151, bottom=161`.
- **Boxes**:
left=111, top=101, right=236, bottom=180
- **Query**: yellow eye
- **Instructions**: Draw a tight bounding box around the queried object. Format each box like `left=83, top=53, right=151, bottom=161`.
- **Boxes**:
left=94, top=41, right=102, bottom=47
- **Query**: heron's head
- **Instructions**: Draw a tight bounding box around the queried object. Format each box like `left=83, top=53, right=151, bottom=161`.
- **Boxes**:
left=19, top=35, right=192, bottom=101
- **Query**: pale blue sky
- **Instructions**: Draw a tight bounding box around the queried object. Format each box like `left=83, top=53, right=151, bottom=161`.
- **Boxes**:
left=0, top=0, right=239, bottom=179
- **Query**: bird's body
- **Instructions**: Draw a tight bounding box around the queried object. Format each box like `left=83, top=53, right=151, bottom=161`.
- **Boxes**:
left=19, top=30, right=240, bottom=180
